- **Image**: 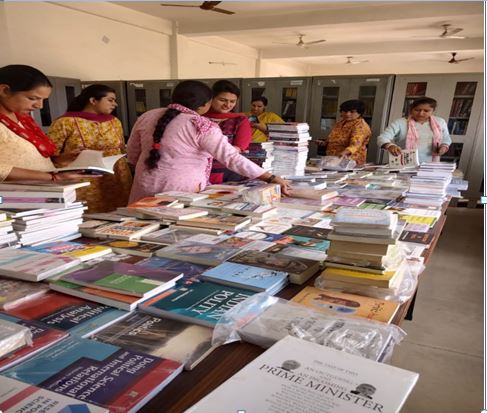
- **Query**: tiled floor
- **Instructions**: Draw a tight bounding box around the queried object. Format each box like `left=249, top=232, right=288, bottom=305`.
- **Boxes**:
left=390, top=207, right=484, bottom=413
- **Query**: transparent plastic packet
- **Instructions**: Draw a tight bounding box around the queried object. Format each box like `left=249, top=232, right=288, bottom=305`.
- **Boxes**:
left=322, top=156, right=357, bottom=171
left=315, top=258, right=423, bottom=303
left=212, top=292, right=405, bottom=362
left=0, top=319, right=33, bottom=359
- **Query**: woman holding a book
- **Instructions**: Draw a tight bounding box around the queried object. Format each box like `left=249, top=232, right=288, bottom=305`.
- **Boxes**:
left=377, top=97, right=451, bottom=164
left=203, top=80, right=252, bottom=183
left=245, top=96, right=284, bottom=143
left=48, top=84, right=133, bottom=212
left=0, top=65, right=88, bottom=182
left=315, top=100, right=371, bottom=165
left=127, top=80, right=290, bottom=203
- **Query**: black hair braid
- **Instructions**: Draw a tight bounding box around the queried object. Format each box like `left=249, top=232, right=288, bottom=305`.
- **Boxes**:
left=145, top=108, right=180, bottom=170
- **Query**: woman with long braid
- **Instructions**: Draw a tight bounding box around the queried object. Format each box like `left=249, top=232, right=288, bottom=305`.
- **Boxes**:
left=127, top=80, right=290, bottom=203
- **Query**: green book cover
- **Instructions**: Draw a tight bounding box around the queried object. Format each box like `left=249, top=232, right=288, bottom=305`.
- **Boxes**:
left=140, top=282, right=255, bottom=327
left=93, top=272, right=163, bottom=295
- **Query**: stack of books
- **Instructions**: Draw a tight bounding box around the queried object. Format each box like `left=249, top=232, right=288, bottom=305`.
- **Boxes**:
left=322, top=208, right=405, bottom=289
left=0, top=212, right=17, bottom=248
left=242, top=142, right=274, bottom=171
left=0, top=181, right=89, bottom=210
left=7, top=205, right=86, bottom=246
left=267, top=122, right=310, bottom=176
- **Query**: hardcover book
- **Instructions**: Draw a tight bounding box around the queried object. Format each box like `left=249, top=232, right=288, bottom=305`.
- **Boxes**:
left=60, top=261, right=183, bottom=298
left=4, top=291, right=129, bottom=338
left=0, top=376, right=108, bottom=413
left=201, top=262, right=288, bottom=293
left=291, top=286, right=400, bottom=323
left=229, top=250, right=320, bottom=285
left=186, top=335, right=418, bottom=413
left=139, top=282, right=254, bottom=327
left=2, top=337, right=183, bottom=413
left=0, top=313, right=68, bottom=371
left=92, top=312, right=215, bottom=371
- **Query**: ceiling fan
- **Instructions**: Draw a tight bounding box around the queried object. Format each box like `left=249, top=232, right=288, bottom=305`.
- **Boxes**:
left=440, top=24, right=465, bottom=39
left=159, top=1, right=235, bottom=15
left=448, top=52, right=474, bottom=64
left=273, top=34, right=326, bottom=49
left=345, top=56, right=369, bottom=65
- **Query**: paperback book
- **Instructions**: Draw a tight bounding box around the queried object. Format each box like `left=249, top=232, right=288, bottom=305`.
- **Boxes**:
left=101, top=240, right=163, bottom=257
left=137, top=256, right=210, bottom=285
left=139, top=282, right=254, bottom=327
left=2, top=337, right=183, bottom=413
left=0, top=278, right=49, bottom=310
left=186, top=335, right=418, bottom=413
left=92, top=312, right=215, bottom=371
left=24, top=240, right=112, bottom=262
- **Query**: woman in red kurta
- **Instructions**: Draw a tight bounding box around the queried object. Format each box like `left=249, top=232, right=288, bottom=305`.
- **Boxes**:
left=204, top=80, right=252, bottom=183
left=317, top=99, right=371, bottom=165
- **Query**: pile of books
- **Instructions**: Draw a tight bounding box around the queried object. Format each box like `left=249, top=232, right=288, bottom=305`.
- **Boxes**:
left=322, top=208, right=405, bottom=290
left=0, top=212, right=17, bottom=248
left=267, top=122, right=310, bottom=176
left=242, top=142, right=274, bottom=171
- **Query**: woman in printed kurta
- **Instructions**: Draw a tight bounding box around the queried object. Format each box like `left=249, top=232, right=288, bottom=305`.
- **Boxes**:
left=48, top=85, right=132, bottom=212
left=127, top=80, right=290, bottom=203
left=204, top=80, right=252, bottom=183
left=318, top=100, right=372, bottom=165
left=245, top=96, right=285, bottom=143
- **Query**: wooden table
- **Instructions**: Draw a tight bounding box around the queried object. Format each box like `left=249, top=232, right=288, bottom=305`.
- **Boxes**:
left=138, top=202, right=450, bottom=413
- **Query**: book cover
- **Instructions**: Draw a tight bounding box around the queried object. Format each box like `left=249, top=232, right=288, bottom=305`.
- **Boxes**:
left=399, top=231, right=434, bottom=246
left=94, top=221, right=160, bottom=240
left=137, top=257, right=210, bottom=285
left=332, top=196, right=366, bottom=207
left=135, top=206, right=208, bottom=221
left=186, top=335, right=418, bottom=413
left=0, top=278, right=49, bottom=310
left=2, top=337, right=183, bottom=413
left=155, top=240, right=241, bottom=266
left=24, top=241, right=112, bottom=262
left=0, top=249, right=80, bottom=281
left=291, top=286, right=400, bottom=323
left=92, top=312, right=215, bottom=371
left=229, top=250, right=319, bottom=285
left=4, top=291, right=129, bottom=338
left=139, top=282, right=254, bottom=327
left=0, top=376, right=108, bottom=413
left=320, top=267, right=398, bottom=288
left=53, top=150, right=125, bottom=174
left=176, top=213, right=251, bottom=231
left=127, top=196, right=179, bottom=209
left=201, top=262, right=288, bottom=293
left=276, top=234, right=330, bottom=251
left=333, top=208, right=395, bottom=227
left=61, top=261, right=183, bottom=298
left=0, top=313, right=68, bottom=371
left=0, top=318, right=32, bottom=360
left=141, top=228, right=198, bottom=245
left=283, top=225, right=331, bottom=240
left=102, top=240, right=163, bottom=257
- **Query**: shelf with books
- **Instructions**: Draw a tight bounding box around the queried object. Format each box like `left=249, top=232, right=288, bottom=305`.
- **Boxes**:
left=447, top=81, right=477, bottom=136
left=402, top=82, right=427, bottom=116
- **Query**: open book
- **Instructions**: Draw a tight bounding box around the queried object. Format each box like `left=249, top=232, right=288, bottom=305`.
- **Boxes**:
left=52, top=150, right=125, bottom=174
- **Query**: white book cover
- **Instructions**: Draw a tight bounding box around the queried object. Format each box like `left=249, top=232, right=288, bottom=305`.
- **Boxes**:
left=52, top=150, right=125, bottom=174
left=186, top=335, right=418, bottom=413
left=0, top=376, right=108, bottom=413
left=388, top=149, right=419, bottom=168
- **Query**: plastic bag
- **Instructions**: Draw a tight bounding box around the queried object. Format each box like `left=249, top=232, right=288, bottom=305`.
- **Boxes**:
left=213, top=292, right=405, bottom=362
left=322, top=156, right=357, bottom=171
left=315, top=259, right=422, bottom=303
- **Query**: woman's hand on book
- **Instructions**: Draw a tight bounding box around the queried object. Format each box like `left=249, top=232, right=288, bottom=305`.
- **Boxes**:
left=51, top=152, right=80, bottom=167
left=55, top=171, right=103, bottom=181
left=384, top=143, right=402, bottom=156
left=273, top=176, right=291, bottom=196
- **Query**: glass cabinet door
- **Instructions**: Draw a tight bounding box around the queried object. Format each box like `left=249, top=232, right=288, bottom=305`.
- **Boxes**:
left=402, top=82, right=427, bottom=116
left=358, top=85, right=377, bottom=127
left=447, top=81, right=477, bottom=135
left=159, top=89, right=172, bottom=108
left=281, top=87, right=297, bottom=122
left=320, top=86, right=340, bottom=133
left=134, top=89, right=147, bottom=117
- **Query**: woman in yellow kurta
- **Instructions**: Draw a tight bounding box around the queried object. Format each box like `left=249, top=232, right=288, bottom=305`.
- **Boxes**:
left=48, top=85, right=132, bottom=212
left=317, top=99, right=371, bottom=165
left=245, top=96, right=284, bottom=143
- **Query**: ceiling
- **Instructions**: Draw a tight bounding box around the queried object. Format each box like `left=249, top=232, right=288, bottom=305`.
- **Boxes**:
left=115, top=1, right=484, bottom=71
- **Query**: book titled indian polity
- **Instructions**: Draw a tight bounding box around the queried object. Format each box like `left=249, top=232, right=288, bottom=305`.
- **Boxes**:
left=186, top=335, right=418, bottom=413
left=139, top=282, right=254, bottom=327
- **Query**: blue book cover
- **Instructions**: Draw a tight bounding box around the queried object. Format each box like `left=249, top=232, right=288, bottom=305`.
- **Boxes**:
left=140, top=282, right=254, bottom=327
left=4, top=291, right=129, bottom=338
left=201, top=262, right=288, bottom=292
left=137, top=257, right=210, bottom=285
left=2, top=337, right=183, bottom=413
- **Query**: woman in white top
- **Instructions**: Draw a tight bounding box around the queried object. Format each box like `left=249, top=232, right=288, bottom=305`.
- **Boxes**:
left=377, top=97, right=451, bottom=164
left=0, top=64, right=87, bottom=182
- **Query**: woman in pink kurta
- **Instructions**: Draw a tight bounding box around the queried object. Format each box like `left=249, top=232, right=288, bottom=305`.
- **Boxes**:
left=127, top=80, right=289, bottom=203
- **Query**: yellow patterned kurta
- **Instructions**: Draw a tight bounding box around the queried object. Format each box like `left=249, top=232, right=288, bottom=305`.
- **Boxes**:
left=325, top=118, right=371, bottom=165
left=48, top=116, right=132, bottom=212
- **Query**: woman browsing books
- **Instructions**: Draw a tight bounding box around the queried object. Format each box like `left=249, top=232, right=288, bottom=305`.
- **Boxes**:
left=315, top=100, right=371, bottom=165
left=377, top=97, right=451, bottom=164
left=245, top=96, right=284, bottom=143
left=0, top=65, right=89, bottom=183
left=204, top=80, right=252, bottom=184
left=127, top=80, right=290, bottom=203
left=48, top=84, right=133, bottom=212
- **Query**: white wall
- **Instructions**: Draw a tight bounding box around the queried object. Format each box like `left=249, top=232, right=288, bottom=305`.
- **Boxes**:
left=260, top=60, right=308, bottom=77
left=177, top=36, right=258, bottom=79
left=1, top=2, right=172, bottom=80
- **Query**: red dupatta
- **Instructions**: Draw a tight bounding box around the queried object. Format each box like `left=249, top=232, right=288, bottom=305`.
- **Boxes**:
left=0, top=112, right=57, bottom=157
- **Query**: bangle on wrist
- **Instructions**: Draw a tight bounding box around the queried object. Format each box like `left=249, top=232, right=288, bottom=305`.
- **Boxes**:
left=267, top=174, right=276, bottom=184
